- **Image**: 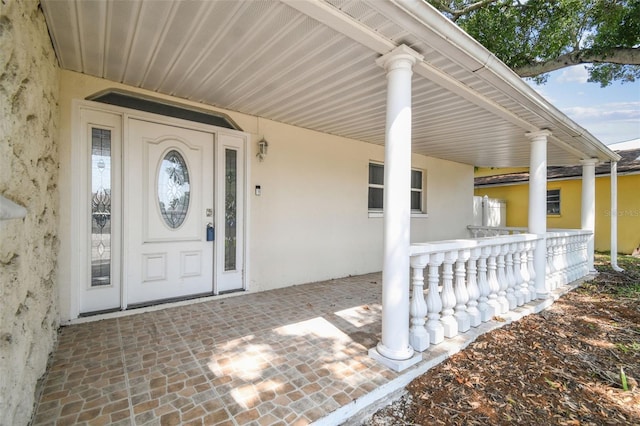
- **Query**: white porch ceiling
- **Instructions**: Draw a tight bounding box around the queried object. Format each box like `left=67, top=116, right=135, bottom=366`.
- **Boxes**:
left=41, top=0, right=618, bottom=167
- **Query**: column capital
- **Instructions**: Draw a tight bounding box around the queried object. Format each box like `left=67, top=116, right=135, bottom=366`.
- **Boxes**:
left=376, top=44, right=423, bottom=72
left=580, top=158, right=599, bottom=166
left=525, top=129, right=552, bottom=141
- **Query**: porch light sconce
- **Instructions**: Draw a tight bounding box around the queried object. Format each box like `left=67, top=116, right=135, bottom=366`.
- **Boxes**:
left=257, top=138, right=269, bottom=162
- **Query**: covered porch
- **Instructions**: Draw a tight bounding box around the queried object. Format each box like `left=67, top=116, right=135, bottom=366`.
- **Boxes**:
left=32, top=258, right=593, bottom=426
left=10, top=0, right=622, bottom=423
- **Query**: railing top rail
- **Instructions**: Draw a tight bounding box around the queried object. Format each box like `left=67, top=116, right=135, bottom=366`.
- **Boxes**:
left=467, top=225, right=528, bottom=232
left=546, top=229, right=593, bottom=237
left=410, top=233, right=541, bottom=256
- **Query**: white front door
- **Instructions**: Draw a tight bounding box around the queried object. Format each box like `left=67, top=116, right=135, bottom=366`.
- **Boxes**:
left=125, top=119, right=215, bottom=305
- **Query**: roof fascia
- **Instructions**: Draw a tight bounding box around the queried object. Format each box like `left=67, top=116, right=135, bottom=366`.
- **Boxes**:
left=388, top=0, right=620, bottom=163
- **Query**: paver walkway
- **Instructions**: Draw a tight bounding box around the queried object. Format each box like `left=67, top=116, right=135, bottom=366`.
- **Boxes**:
left=32, top=273, right=397, bottom=425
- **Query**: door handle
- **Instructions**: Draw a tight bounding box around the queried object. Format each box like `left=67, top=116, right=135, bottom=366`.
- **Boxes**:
left=206, top=223, right=214, bottom=241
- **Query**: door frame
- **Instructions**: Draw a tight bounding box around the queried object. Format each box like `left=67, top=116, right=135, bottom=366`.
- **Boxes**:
left=70, top=99, right=250, bottom=319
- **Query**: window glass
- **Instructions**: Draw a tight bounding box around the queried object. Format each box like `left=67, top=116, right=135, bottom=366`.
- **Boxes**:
left=369, top=163, right=384, bottom=185
left=411, top=170, right=422, bottom=190
left=368, top=163, right=424, bottom=213
left=225, top=149, right=238, bottom=271
left=91, top=128, right=112, bottom=287
left=158, top=150, right=190, bottom=228
left=547, top=189, right=560, bottom=214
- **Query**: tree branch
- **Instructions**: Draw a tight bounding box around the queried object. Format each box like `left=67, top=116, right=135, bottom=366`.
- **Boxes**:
left=514, top=47, right=640, bottom=77
left=430, top=0, right=501, bottom=22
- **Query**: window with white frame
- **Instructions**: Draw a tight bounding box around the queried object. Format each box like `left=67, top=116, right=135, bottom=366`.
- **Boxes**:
left=368, top=163, right=424, bottom=212
left=547, top=189, right=561, bottom=215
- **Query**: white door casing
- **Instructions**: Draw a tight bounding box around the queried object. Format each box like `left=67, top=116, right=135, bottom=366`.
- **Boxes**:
left=72, top=101, right=248, bottom=318
left=125, top=119, right=215, bottom=305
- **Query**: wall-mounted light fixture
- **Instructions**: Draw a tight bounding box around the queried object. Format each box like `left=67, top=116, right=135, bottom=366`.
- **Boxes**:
left=257, top=138, right=269, bottom=162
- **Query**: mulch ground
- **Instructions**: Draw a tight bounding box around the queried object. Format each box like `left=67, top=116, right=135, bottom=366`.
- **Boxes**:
left=365, top=254, right=640, bottom=425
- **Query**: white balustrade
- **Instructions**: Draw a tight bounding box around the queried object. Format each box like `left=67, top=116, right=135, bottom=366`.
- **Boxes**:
left=407, top=230, right=591, bottom=353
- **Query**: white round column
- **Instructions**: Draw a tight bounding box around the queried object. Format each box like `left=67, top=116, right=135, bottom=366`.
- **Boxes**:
left=610, top=161, right=623, bottom=271
left=526, top=130, right=551, bottom=298
left=581, top=158, right=598, bottom=271
left=372, top=45, right=423, bottom=370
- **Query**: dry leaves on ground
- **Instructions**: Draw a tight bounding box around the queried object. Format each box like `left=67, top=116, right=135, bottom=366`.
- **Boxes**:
left=365, top=254, right=640, bottom=426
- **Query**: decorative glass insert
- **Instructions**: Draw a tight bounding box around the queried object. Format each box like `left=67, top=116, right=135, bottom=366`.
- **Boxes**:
left=224, top=149, right=237, bottom=271
left=158, top=150, right=190, bottom=228
left=91, top=128, right=112, bottom=287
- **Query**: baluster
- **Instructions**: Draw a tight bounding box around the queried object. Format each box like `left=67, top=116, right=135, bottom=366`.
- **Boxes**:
left=440, top=251, right=458, bottom=338
left=486, top=245, right=501, bottom=315
left=409, top=254, right=429, bottom=352
left=496, top=244, right=509, bottom=314
left=528, top=240, right=537, bottom=300
left=581, top=234, right=590, bottom=276
left=505, top=244, right=517, bottom=310
left=567, top=235, right=577, bottom=282
left=425, top=252, right=445, bottom=344
left=454, top=249, right=471, bottom=333
left=512, top=242, right=525, bottom=306
left=477, top=246, right=494, bottom=322
left=466, top=247, right=482, bottom=327
left=555, top=237, right=565, bottom=287
left=546, top=239, right=555, bottom=290
left=556, top=236, right=567, bottom=286
left=572, top=235, right=581, bottom=280
left=520, top=241, right=531, bottom=303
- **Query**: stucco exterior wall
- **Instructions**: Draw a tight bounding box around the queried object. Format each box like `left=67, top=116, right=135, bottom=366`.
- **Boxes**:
left=475, top=174, right=640, bottom=254
left=0, top=1, right=60, bottom=425
left=57, top=70, right=474, bottom=320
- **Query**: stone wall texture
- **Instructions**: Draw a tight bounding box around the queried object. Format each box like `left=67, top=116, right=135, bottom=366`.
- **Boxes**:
left=0, top=1, right=60, bottom=424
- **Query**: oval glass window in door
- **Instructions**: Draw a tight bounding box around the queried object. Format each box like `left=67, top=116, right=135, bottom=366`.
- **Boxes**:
left=158, top=150, right=190, bottom=228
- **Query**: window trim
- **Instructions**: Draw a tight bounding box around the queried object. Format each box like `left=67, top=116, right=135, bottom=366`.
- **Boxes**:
left=367, top=162, right=428, bottom=218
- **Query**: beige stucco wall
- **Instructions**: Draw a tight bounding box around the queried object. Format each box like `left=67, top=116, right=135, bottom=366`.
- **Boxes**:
left=0, top=1, right=60, bottom=425
left=57, top=70, right=474, bottom=319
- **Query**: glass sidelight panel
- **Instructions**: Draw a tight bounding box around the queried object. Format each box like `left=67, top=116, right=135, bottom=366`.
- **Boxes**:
left=224, top=149, right=237, bottom=271
left=91, top=128, right=112, bottom=286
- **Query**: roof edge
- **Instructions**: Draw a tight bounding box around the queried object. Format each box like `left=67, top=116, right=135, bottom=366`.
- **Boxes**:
left=390, top=0, right=620, bottom=162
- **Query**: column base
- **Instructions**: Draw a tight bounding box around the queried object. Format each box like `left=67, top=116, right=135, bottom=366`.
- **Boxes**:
left=369, top=347, right=422, bottom=372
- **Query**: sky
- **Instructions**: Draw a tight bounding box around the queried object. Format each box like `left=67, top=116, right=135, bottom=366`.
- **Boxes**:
left=527, top=66, right=640, bottom=146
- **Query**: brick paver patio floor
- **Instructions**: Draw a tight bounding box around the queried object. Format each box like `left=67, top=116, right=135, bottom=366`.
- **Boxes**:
left=32, top=273, right=398, bottom=425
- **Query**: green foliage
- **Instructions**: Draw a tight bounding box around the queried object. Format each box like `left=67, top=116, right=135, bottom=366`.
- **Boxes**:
left=428, top=0, right=640, bottom=86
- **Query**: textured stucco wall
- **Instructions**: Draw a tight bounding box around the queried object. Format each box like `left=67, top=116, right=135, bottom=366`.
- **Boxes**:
left=0, top=1, right=60, bottom=425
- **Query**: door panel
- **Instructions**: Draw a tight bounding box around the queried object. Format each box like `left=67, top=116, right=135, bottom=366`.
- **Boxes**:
left=126, top=119, right=214, bottom=305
